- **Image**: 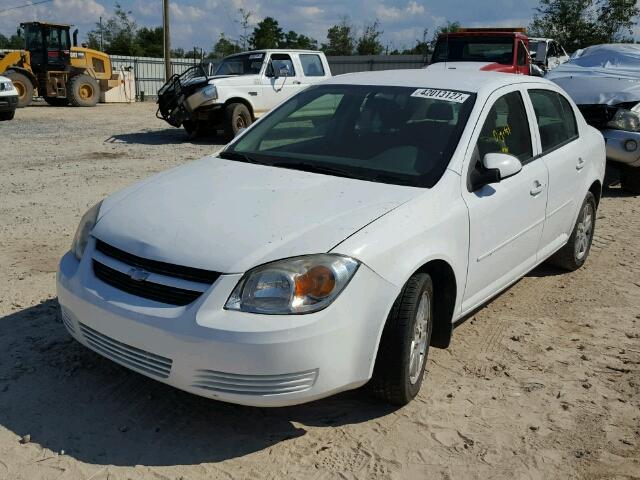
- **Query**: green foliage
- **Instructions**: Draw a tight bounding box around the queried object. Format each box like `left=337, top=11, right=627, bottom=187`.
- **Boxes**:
left=529, top=0, right=639, bottom=49
left=322, top=19, right=356, bottom=55
left=282, top=31, right=318, bottom=49
left=250, top=17, right=284, bottom=49
left=86, top=3, right=140, bottom=55
left=208, top=33, right=241, bottom=59
left=431, top=21, right=461, bottom=47
left=0, top=33, right=23, bottom=49
left=356, top=20, right=384, bottom=55
left=135, top=27, right=163, bottom=57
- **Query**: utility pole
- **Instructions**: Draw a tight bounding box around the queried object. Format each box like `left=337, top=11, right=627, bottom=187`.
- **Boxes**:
left=99, top=16, right=103, bottom=51
left=162, top=0, right=171, bottom=81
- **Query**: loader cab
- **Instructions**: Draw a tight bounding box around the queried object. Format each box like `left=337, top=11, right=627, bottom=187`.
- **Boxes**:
left=21, top=22, right=71, bottom=73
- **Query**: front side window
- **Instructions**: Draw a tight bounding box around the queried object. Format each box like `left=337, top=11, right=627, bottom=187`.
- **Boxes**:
left=476, top=91, right=533, bottom=162
left=432, top=36, right=514, bottom=65
left=517, top=41, right=527, bottom=66
left=225, top=85, right=476, bottom=187
left=529, top=89, right=578, bottom=152
left=214, top=53, right=264, bottom=76
left=269, top=54, right=296, bottom=77
left=300, top=54, right=325, bottom=76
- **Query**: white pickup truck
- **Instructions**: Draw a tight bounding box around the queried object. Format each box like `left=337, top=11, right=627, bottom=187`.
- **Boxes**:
left=157, top=49, right=332, bottom=138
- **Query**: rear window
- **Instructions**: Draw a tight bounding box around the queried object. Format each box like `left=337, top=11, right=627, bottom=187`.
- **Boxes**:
left=432, top=36, right=514, bottom=65
left=300, top=54, right=325, bottom=76
left=528, top=89, right=578, bottom=152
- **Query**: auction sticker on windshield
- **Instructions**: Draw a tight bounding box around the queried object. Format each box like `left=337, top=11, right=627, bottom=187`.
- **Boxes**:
left=411, top=88, right=470, bottom=103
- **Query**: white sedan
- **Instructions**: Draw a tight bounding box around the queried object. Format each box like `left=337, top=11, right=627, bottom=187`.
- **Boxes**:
left=57, top=69, right=605, bottom=407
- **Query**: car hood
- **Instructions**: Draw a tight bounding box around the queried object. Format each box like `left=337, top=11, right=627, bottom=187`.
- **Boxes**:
left=93, top=157, right=421, bottom=273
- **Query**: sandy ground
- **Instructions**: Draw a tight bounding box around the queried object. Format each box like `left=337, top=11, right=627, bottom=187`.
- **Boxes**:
left=0, top=102, right=639, bottom=480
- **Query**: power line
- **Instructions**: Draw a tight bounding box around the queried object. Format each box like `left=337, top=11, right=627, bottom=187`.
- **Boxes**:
left=0, top=0, right=53, bottom=15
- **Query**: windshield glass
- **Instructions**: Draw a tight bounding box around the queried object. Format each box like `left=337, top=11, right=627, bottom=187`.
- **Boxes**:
left=225, top=84, right=476, bottom=188
left=214, top=53, right=264, bottom=75
left=432, top=37, right=514, bottom=64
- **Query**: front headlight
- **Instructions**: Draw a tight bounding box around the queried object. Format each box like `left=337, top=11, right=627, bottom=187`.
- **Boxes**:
left=607, top=108, right=640, bottom=132
left=0, top=81, right=14, bottom=92
left=202, top=84, right=217, bottom=99
left=71, top=201, right=102, bottom=261
left=225, top=254, right=360, bottom=314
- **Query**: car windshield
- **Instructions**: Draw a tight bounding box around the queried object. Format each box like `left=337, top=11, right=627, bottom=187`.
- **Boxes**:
left=432, top=37, right=515, bottom=64
left=224, top=84, right=476, bottom=188
left=214, top=53, right=265, bottom=76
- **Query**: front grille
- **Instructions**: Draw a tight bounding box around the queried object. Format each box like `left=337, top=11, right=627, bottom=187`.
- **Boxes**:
left=95, top=240, right=220, bottom=284
left=191, top=369, right=319, bottom=396
left=60, top=307, right=76, bottom=335
left=79, top=322, right=172, bottom=379
left=93, top=260, right=203, bottom=306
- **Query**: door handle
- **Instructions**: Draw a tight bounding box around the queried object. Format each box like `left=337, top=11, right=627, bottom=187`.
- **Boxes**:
left=292, top=80, right=301, bottom=85
left=576, top=157, right=585, bottom=170
left=530, top=180, right=544, bottom=196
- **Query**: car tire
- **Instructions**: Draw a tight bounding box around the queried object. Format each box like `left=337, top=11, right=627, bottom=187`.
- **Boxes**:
left=0, top=110, right=15, bottom=121
left=67, top=74, right=100, bottom=107
left=224, top=103, right=252, bottom=139
left=549, top=192, right=596, bottom=271
left=4, top=71, right=33, bottom=108
left=369, top=272, right=433, bottom=406
left=620, top=167, right=640, bottom=195
left=183, top=120, right=203, bottom=140
left=44, top=96, right=69, bottom=107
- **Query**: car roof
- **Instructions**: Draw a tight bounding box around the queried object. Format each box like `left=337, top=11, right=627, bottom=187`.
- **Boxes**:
left=226, top=49, right=322, bottom=58
left=322, top=66, right=555, bottom=96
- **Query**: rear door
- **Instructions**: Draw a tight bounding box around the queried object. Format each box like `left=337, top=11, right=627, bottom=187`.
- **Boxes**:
left=525, top=88, right=585, bottom=259
left=461, top=86, right=549, bottom=313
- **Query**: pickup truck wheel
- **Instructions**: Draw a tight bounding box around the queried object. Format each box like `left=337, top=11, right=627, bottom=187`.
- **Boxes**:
left=5, top=71, right=33, bottom=108
left=369, top=272, right=433, bottom=405
left=620, top=167, right=640, bottom=194
left=224, top=103, right=252, bottom=138
left=548, top=192, right=596, bottom=271
left=0, top=111, right=15, bottom=120
left=183, top=120, right=203, bottom=140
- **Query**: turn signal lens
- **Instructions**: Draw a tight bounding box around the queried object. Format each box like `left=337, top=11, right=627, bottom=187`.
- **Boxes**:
left=295, top=265, right=336, bottom=299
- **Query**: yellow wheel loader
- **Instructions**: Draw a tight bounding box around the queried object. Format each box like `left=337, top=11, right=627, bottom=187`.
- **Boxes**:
left=0, top=22, right=120, bottom=107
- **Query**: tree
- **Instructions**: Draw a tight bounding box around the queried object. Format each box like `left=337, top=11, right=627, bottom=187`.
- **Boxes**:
left=322, top=18, right=355, bottom=55
left=282, top=31, right=318, bottom=49
left=135, top=27, right=163, bottom=57
left=356, top=20, right=384, bottom=55
left=529, top=0, right=639, bottom=49
left=86, top=3, right=140, bottom=55
left=431, top=21, right=460, bottom=47
left=250, top=17, right=283, bottom=49
left=208, top=33, right=240, bottom=58
left=237, top=8, right=253, bottom=51
left=0, top=33, right=23, bottom=49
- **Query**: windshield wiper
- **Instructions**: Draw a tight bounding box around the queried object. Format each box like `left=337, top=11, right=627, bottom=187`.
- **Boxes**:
left=271, top=161, right=361, bottom=180
left=218, top=150, right=265, bottom=165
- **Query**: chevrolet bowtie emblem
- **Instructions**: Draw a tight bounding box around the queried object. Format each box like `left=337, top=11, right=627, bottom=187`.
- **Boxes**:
left=128, top=268, right=150, bottom=282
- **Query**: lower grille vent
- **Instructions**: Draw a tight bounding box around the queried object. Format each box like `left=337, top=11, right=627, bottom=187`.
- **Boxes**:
left=192, top=369, right=318, bottom=396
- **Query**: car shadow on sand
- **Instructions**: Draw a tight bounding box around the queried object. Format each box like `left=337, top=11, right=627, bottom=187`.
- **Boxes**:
left=0, top=299, right=397, bottom=467
left=106, top=128, right=228, bottom=146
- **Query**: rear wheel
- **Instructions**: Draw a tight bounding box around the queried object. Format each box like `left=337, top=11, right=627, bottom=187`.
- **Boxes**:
left=4, top=71, right=33, bottom=108
left=0, top=110, right=15, bottom=121
left=223, top=102, right=252, bottom=139
left=369, top=272, right=433, bottom=405
left=44, top=96, right=69, bottom=107
left=620, top=167, right=640, bottom=194
left=67, top=74, right=100, bottom=107
left=549, top=192, right=596, bottom=271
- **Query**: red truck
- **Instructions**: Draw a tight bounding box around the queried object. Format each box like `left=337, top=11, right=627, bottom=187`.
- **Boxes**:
left=430, top=28, right=544, bottom=76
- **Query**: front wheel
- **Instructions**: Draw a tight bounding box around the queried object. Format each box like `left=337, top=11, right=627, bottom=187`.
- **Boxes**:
left=620, top=167, right=640, bottom=194
left=369, top=272, right=433, bottom=405
left=549, top=192, right=596, bottom=271
left=223, top=102, right=252, bottom=139
left=67, top=74, right=100, bottom=107
left=4, top=71, right=33, bottom=108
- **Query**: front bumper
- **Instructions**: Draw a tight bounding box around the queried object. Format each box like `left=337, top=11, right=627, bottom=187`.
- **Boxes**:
left=0, top=94, right=18, bottom=112
left=56, top=241, right=398, bottom=407
left=602, top=129, right=640, bottom=168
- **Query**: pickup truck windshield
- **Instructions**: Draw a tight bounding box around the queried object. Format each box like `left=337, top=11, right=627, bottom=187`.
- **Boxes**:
left=214, top=53, right=264, bottom=75
left=432, top=37, right=514, bottom=65
left=225, top=84, right=476, bottom=188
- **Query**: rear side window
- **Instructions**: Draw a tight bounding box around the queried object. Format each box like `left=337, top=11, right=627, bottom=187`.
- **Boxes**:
left=300, top=54, right=325, bottom=76
left=477, top=91, right=533, bottom=162
left=529, top=89, right=578, bottom=152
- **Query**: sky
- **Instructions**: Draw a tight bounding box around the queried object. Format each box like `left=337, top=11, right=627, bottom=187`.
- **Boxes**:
left=0, top=0, right=615, bottom=52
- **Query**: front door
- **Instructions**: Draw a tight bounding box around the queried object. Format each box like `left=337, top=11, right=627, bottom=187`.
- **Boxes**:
left=461, top=88, right=549, bottom=313
left=262, top=53, right=301, bottom=107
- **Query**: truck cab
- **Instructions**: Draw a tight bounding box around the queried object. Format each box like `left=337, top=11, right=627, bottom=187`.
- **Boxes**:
left=430, top=28, right=539, bottom=76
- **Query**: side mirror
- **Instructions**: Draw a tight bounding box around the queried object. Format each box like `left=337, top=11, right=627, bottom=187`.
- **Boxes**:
left=265, top=62, right=275, bottom=78
left=535, top=42, right=548, bottom=65
left=484, top=152, right=522, bottom=180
